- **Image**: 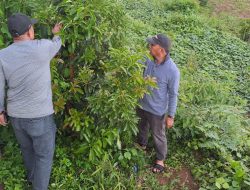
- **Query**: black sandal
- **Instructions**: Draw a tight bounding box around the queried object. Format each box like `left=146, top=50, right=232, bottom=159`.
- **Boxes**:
left=152, top=163, right=165, bottom=173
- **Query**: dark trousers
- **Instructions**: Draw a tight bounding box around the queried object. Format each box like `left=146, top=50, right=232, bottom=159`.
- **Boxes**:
left=10, top=114, right=56, bottom=190
left=137, top=108, right=167, bottom=160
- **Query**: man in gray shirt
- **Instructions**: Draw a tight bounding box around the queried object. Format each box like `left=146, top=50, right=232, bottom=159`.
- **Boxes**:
left=0, top=13, right=62, bottom=189
left=137, top=34, right=180, bottom=173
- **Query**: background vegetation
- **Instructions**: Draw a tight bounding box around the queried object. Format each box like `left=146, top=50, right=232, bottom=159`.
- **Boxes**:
left=0, top=0, right=249, bottom=189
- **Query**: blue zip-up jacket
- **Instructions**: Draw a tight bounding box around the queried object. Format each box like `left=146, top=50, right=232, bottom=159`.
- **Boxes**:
left=139, top=55, right=180, bottom=117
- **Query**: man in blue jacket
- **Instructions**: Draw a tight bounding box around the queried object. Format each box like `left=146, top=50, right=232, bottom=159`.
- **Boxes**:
left=0, top=13, right=62, bottom=189
left=137, top=34, right=180, bottom=173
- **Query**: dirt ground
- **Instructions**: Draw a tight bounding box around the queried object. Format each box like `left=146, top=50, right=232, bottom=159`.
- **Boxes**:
left=157, top=166, right=199, bottom=190
left=208, top=0, right=250, bottom=18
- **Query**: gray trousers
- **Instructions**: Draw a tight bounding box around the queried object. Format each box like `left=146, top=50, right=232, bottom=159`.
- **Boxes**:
left=10, top=114, right=56, bottom=190
left=137, top=108, right=167, bottom=160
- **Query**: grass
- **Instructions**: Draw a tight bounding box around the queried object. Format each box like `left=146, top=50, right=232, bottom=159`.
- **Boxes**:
left=0, top=126, right=199, bottom=189
left=0, top=0, right=249, bottom=189
left=208, top=0, right=250, bottom=18
left=203, top=0, right=250, bottom=39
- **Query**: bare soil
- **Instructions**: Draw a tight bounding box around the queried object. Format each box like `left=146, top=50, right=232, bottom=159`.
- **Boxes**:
left=157, top=166, right=199, bottom=190
left=209, top=0, right=250, bottom=18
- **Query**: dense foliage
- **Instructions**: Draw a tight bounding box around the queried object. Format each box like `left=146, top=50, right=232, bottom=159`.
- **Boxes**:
left=0, top=0, right=249, bottom=189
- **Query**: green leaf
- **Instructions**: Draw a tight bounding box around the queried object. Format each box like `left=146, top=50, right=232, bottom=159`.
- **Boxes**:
left=117, top=138, right=121, bottom=150
left=216, top=177, right=225, bottom=189
left=124, top=152, right=131, bottom=160
left=131, top=148, right=137, bottom=156
left=215, top=181, right=221, bottom=189
left=222, top=182, right=229, bottom=189
left=244, top=180, right=250, bottom=185
left=232, top=181, right=239, bottom=187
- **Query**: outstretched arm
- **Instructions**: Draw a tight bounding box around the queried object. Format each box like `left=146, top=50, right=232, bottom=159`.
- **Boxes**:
left=48, top=23, right=63, bottom=59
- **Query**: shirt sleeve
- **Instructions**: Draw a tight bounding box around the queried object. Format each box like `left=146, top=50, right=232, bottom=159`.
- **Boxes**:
left=48, top=35, right=62, bottom=59
left=167, top=68, right=180, bottom=117
left=0, top=62, right=5, bottom=112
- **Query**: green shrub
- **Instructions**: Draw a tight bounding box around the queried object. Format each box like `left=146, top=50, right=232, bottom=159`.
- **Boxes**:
left=172, top=65, right=250, bottom=189
left=239, top=18, right=250, bottom=42
left=199, top=0, right=208, bottom=6
left=0, top=0, right=250, bottom=189
left=165, top=0, right=200, bottom=13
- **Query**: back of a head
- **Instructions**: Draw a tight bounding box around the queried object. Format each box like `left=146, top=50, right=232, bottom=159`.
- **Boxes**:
left=7, top=13, right=37, bottom=39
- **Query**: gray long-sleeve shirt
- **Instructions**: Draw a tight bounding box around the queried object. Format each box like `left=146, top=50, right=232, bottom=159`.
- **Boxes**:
left=0, top=36, right=62, bottom=118
left=139, top=55, right=180, bottom=117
